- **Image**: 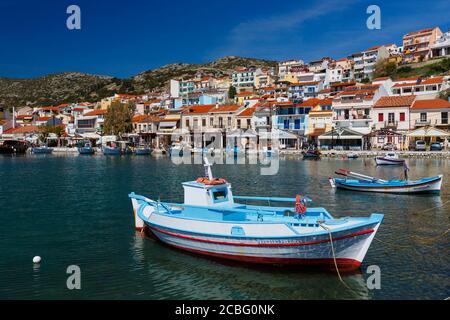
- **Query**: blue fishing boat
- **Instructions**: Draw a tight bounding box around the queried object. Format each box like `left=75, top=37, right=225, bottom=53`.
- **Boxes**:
left=77, top=142, right=95, bottom=155
left=129, top=158, right=383, bottom=271
left=134, top=146, right=151, bottom=155
left=32, top=146, right=53, bottom=154
left=330, top=169, right=443, bottom=194
left=303, top=148, right=321, bottom=159
left=102, top=145, right=121, bottom=155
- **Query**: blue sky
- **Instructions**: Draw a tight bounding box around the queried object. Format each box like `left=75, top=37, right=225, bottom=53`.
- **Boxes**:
left=1, top=0, right=449, bottom=78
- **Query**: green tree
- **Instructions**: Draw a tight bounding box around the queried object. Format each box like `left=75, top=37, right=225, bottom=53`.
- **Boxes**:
left=228, top=86, right=237, bottom=100
left=361, top=77, right=371, bottom=84
left=103, top=101, right=135, bottom=137
left=38, top=125, right=65, bottom=145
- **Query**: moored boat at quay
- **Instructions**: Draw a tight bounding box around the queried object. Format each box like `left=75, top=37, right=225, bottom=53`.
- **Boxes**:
left=31, top=146, right=53, bottom=154
left=375, top=152, right=405, bottom=165
left=129, top=158, right=383, bottom=271
left=330, top=169, right=443, bottom=194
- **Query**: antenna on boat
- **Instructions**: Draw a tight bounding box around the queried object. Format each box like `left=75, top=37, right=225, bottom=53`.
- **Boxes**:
left=203, top=156, right=214, bottom=180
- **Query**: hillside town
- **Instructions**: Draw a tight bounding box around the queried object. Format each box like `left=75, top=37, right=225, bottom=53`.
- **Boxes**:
left=1, top=26, right=450, bottom=153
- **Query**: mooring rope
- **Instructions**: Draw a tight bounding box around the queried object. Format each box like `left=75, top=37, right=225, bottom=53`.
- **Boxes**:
left=318, top=222, right=355, bottom=292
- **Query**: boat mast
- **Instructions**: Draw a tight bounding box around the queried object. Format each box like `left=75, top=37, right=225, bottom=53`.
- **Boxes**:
left=203, top=156, right=214, bottom=180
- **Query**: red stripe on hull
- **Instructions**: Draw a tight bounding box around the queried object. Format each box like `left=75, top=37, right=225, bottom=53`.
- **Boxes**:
left=148, top=225, right=374, bottom=247
left=167, top=242, right=362, bottom=271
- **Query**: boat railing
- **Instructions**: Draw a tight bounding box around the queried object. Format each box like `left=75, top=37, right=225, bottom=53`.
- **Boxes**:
left=233, top=195, right=312, bottom=203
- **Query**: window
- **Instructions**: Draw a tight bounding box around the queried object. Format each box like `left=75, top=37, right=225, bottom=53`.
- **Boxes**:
left=442, top=112, right=448, bottom=124
left=247, top=119, right=251, bottom=127
left=420, top=113, right=427, bottom=122
left=185, top=119, right=190, bottom=128
left=202, top=118, right=206, bottom=127
left=388, top=113, right=395, bottom=123
left=212, top=189, right=228, bottom=203
left=227, top=117, right=232, bottom=127
left=210, top=118, right=214, bottom=126
left=237, top=119, right=241, bottom=128
left=378, top=113, right=384, bottom=122
left=400, top=112, right=405, bottom=122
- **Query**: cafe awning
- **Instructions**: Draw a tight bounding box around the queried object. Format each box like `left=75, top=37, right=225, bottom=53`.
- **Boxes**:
left=407, top=127, right=450, bottom=138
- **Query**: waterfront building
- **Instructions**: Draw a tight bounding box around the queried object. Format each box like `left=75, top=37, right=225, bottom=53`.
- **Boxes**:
left=391, top=76, right=446, bottom=99
left=402, top=27, right=443, bottom=63
left=370, top=96, right=417, bottom=150
left=372, top=96, right=416, bottom=131
left=74, top=109, right=107, bottom=134
left=235, top=106, right=256, bottom=130
left=332, top=84, right=388, bottom=135
left=303, top=98, right=334, bottom=143
left=272, top=101, right=310, bottom=140
left=410, top=99, right=450, bottom=130
left=431, top=31, right=450, bottom=58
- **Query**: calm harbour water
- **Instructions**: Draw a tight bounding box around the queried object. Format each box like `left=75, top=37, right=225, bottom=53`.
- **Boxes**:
left=0, top=154, right=449, bottom=300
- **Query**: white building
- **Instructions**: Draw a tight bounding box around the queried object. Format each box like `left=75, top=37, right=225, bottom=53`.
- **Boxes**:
left=431, top=31, right=450, bottom=58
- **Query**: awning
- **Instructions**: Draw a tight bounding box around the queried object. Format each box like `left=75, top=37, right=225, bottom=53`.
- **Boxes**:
left=159, top=121, right=177, bottom=128
left=226, top=129, right=258, bottom=138
left=318, top=128, right=364, bottom=140
left=80, top=133, right=101, bottom=139
left=259, top=129, right=298, bottom=140
left=407, top=127, right=449, bottom=138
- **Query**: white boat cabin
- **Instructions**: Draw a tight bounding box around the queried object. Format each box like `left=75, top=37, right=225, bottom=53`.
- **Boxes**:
left=182, top=180, right=234, bottom=208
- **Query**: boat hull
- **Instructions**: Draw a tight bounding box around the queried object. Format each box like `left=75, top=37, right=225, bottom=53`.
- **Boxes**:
left=135, top=148, right=151, bottom=155
left=78, top=147, right=95, bottom=155
left=102, top=147, right=121, bottom=155
left=333, top=175, right=443, bottom=194
left=135, top=208, right=382, bottom=271
left=32, top=147, right=53, bottom=154
left=375, top=157, right=405, bottom=165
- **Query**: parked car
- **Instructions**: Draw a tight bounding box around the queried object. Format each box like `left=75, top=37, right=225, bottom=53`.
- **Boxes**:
left=382, top=143, right=397, bottom=151
left=414, top=140, right=426, bottom=151
left=430, top=143, right=443, bottom=151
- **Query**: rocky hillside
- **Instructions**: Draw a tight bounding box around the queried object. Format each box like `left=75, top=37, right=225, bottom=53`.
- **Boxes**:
left=0, top=56, right=278, bottom=108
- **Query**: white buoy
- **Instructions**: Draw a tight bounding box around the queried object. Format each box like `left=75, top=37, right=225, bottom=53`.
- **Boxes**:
left=33, top=256, right=41, bottom=264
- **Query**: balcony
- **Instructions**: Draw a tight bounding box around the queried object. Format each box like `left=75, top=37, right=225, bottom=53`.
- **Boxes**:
left=415, top=119, right=431, bottom=126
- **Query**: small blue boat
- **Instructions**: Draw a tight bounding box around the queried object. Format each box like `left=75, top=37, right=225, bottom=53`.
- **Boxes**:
left=128, top=158, right=383, bottom=271
left=103, top=145, right=121, bottom=155
left=32, top=146, right=53, bottom=154
left=78, top=142, right=95, bottom=155
left=134, top=147, right=151, bottom=155
left=330, top=169, right=443, bottom=194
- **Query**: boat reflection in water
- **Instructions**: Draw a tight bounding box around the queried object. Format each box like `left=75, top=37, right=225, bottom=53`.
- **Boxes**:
left=131, top=231, right=371, bottom=299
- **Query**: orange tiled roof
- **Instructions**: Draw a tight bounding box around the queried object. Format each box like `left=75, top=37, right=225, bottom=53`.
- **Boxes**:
left=236, top=91, right=255, bottom=97
left=298, top=98, right=333, bottom=107
left=4, top=125, right=40, bottom=134
left=237, top=106, right=256, bottom=117
left=84, top=109, right=107, bottom=116
left=37, top=117, right=51, bottom=121
left=373, top=77, right=391, bottom=81
left=411, top=99, right=450, bottom=110
left=404, top=28, right=435, bottom=37
left=374, top=96, right=416, bottom=108
left=183, top=104, right=216, bottom=114
left=209, top=105, right=241, bottom=113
